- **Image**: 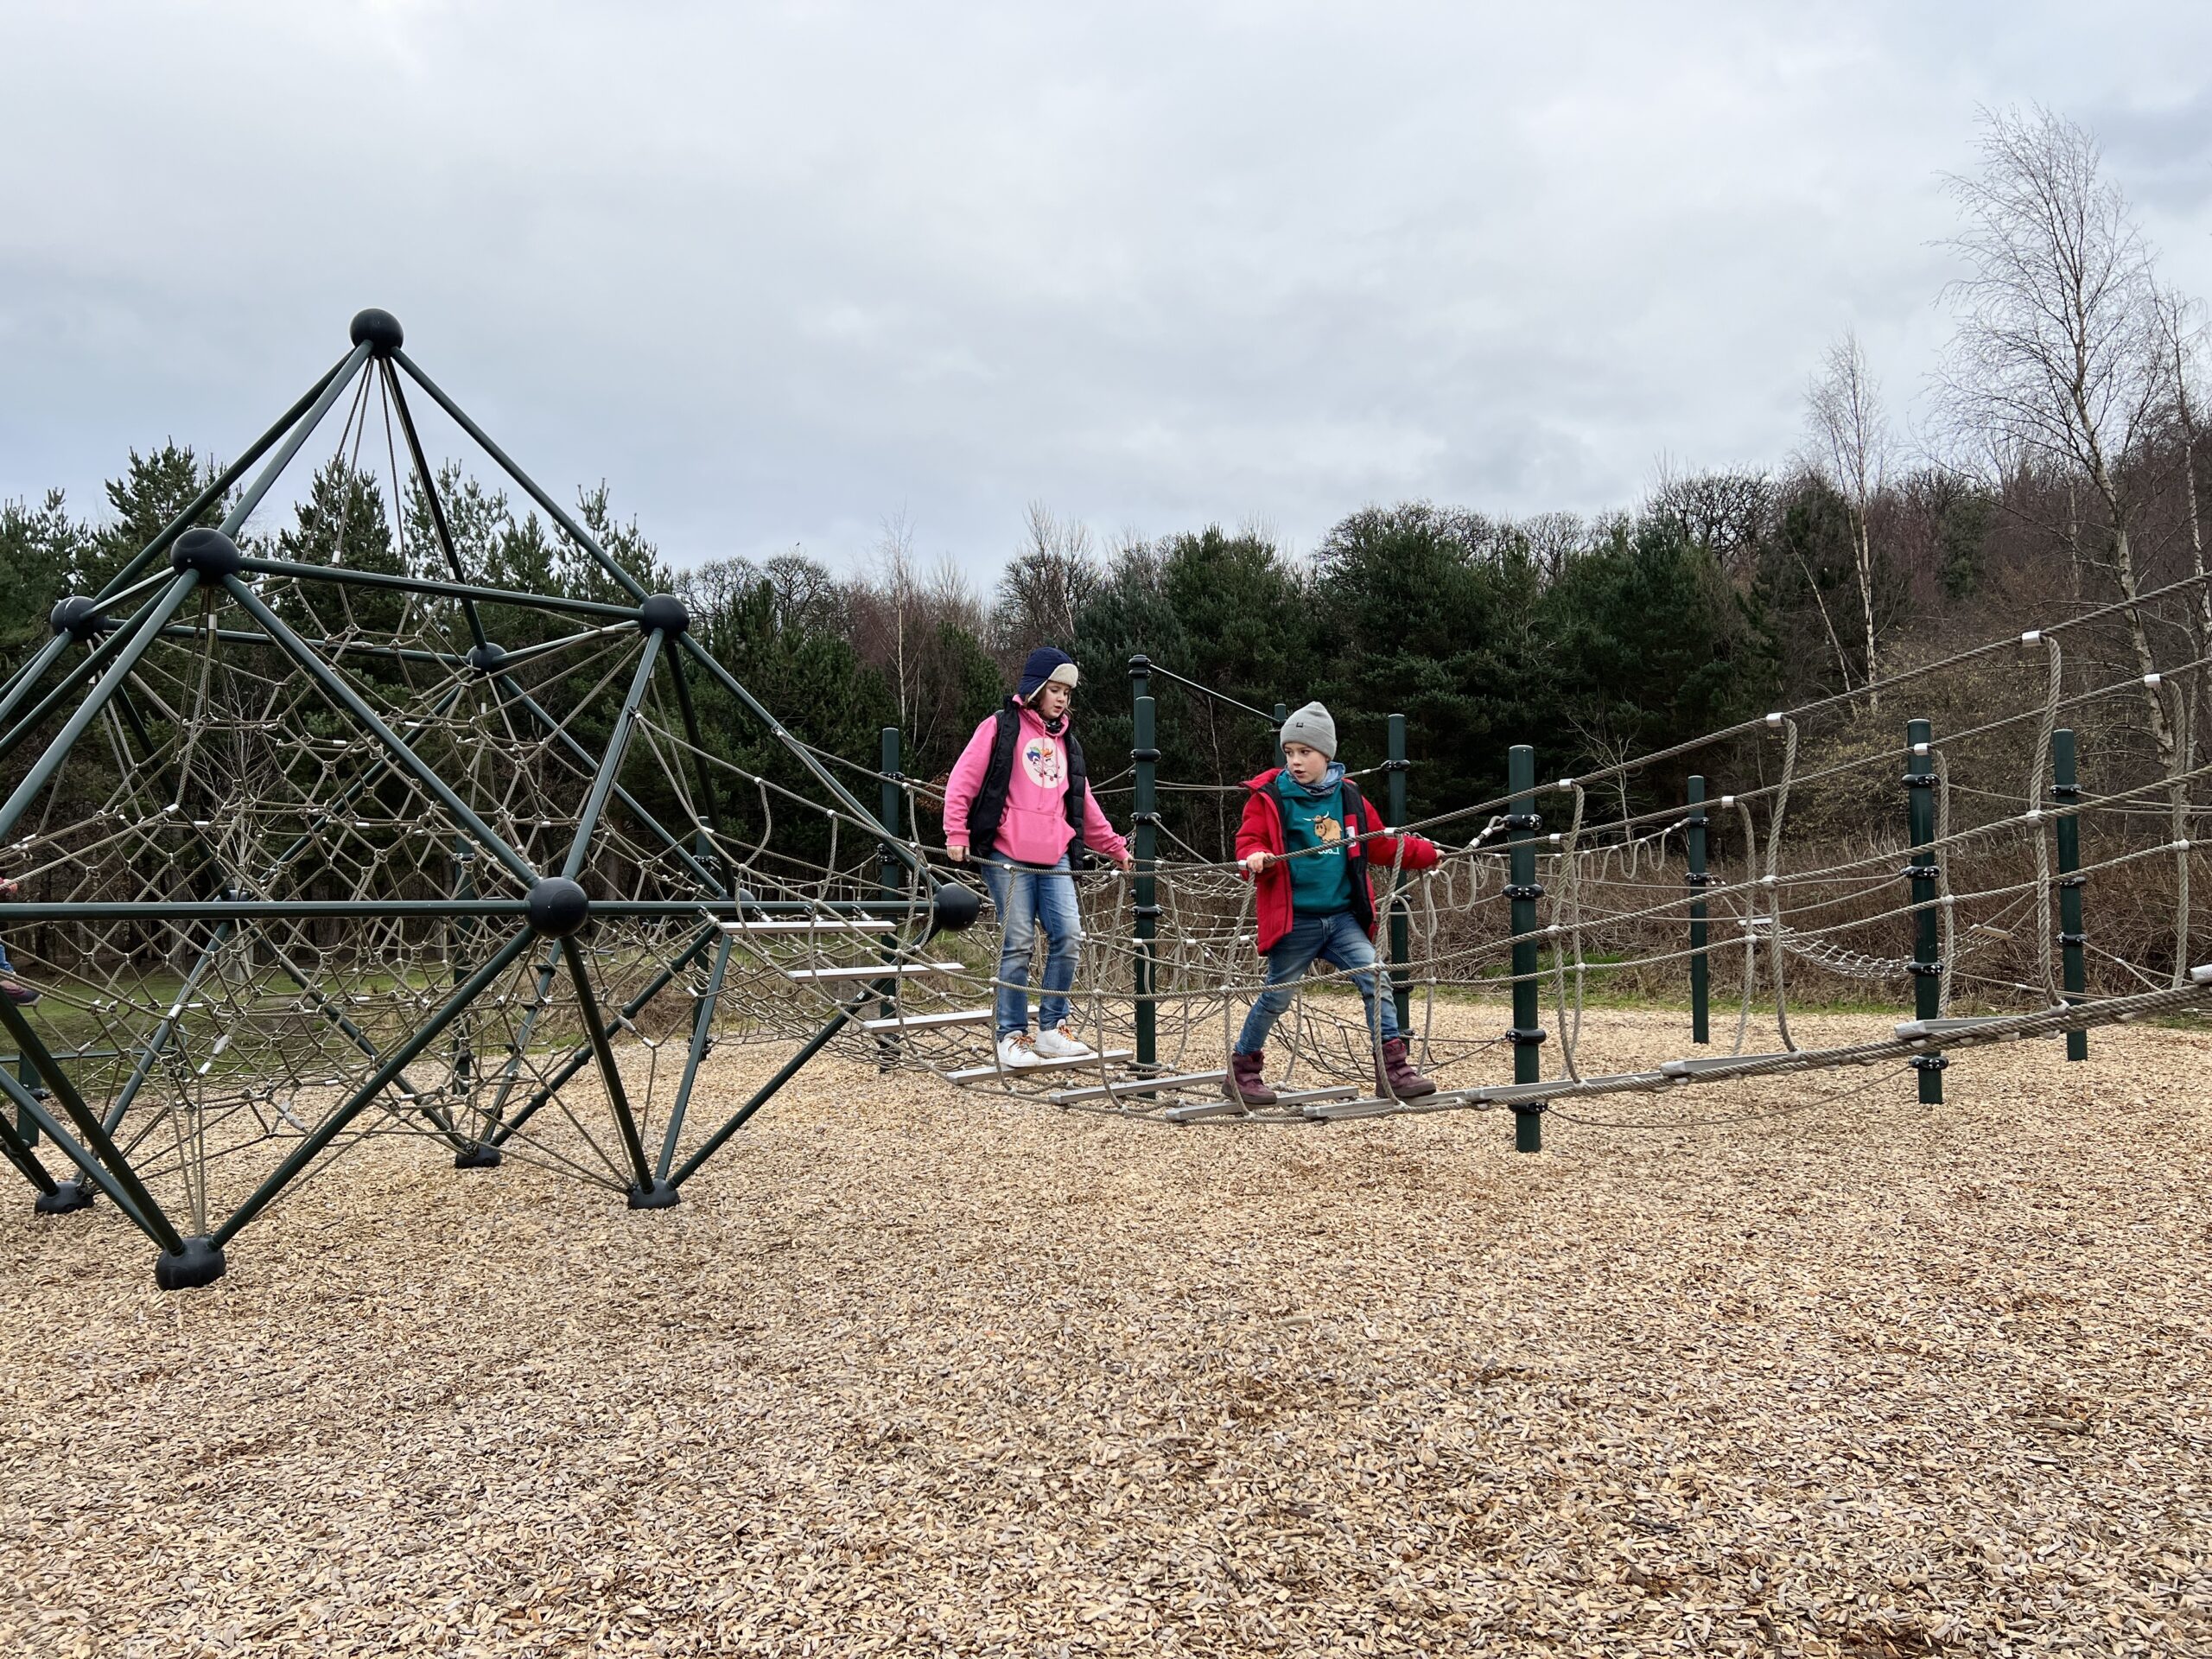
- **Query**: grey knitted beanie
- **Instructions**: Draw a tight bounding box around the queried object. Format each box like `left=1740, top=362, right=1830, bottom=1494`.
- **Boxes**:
left=1279, top=701, right=1338, bottom=760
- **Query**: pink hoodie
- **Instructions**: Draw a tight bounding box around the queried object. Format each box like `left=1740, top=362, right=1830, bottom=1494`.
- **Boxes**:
left=944, top=704, right=1128, bottom=868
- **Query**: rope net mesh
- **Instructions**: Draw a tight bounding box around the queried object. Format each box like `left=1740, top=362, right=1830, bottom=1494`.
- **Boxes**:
left=3, top=319, right=2209, bottom=1282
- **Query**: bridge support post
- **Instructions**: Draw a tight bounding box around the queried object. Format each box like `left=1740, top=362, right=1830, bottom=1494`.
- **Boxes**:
left=1507, top=743, right=1545, bottom=1151
left=877, top=726, right=903, bottom=1065
left=1687, top=773, right=1710, bottom=1045
left=2054, top=728, right=2088, bottom=1061
left=1905, top=718, right=1945, bottom=1103
left=1130, top=658, right=1159, bottom=1070
left=1387, top=713, right=1412, bottom=1033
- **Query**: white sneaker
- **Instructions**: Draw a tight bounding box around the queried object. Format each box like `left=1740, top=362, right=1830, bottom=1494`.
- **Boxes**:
left=995, top=1031, right=1044, bottom=1069
left=1033, top=1022, right=1096, bottom=1060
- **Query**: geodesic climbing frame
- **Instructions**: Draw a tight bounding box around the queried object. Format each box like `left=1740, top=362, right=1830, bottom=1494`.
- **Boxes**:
left=0, top=308, right=978, bottom=1288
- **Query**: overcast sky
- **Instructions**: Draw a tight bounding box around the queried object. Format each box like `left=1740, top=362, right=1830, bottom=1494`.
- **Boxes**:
left=3, top=2, right=2209, bottom=582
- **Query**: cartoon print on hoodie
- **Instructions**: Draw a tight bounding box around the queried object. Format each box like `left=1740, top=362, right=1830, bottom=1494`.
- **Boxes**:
left=1021, top=731, right=1064, bottom=790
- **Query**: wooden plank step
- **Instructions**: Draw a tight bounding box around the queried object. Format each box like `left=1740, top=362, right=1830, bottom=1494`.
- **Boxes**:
left=944, top=1049, right=1135, bottom=1084
left=1048, top=1070, right=1227, bottom=1105
left=859, top=1007, right=992, bottom=1033
left=785, top=961, right=961, bottom=982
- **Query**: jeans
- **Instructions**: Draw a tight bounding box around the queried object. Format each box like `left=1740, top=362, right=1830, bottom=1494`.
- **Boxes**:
left=1235, top=910, right=1398, bottom=1055
left=979, top=855, right=1082, bottom=1037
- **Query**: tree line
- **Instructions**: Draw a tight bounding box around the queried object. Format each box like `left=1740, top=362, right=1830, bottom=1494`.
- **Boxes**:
left=4, top=106, right=2209, bottom=863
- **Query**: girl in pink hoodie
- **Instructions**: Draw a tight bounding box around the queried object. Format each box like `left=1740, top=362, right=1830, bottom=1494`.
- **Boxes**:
left=944, top=647, right=1131, bottom=1069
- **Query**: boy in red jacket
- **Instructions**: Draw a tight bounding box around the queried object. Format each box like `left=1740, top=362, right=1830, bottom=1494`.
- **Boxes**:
left=1228, top=702, right=1440, bottom=1107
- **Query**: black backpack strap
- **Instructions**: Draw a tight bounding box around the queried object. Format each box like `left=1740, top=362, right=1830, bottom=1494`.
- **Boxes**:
left=967, top=704, right=1023, bottom=856
left=1062, top=728, right=1089, bottom=869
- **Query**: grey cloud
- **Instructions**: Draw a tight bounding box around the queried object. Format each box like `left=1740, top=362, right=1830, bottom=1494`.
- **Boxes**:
left=3, top=1, right=2211, bottom=582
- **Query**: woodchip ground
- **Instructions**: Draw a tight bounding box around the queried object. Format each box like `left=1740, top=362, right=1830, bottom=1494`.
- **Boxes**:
left=3, top=1004, right=2209, bottom=1656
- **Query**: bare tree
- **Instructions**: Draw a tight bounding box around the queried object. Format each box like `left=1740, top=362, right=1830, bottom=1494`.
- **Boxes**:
left=992, top=500, right=1099, bottom=652
left=2157, top=289, right=2212, bottom=669
left=1646, top=462, right=1771, bottom=582
left=1940, top=105, right=2180, bottom=761
left=846, top=509, right=988, bottom=763
left=1803, top=328, right=1892, bottom=706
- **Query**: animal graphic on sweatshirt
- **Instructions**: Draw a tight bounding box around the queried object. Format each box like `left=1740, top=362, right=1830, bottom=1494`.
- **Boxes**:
left=1313, top=813, right=1344, bottom=847
left=1021, top=734, right=1064, bottom=790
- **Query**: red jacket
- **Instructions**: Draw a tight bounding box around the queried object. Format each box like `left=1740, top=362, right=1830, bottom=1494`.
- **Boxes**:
left=1234, top=767, right=1440, bottom=955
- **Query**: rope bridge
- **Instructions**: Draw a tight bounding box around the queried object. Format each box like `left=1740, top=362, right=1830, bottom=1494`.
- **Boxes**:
left=3, top=308, right=2206, bottom=1291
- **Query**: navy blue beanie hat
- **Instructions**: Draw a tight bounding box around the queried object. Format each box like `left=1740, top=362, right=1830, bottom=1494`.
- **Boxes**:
left=1016, top=646, right=1079, bottom=702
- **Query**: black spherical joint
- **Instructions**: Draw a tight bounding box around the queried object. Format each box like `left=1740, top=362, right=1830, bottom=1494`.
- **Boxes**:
left=930, top=880, right=982, bottom=936
left=638, top=594, right=690, bottom=636
left=349, top=308, right=405, bottom=357
left=454, top=1143, right=503, bottom=1169
left=154, top=1236, right=227, bottom=1290
left=48, top=596, right=107, bottom=640
left=626, top=1179, right=681, bottom=1211
left=34, top=1179, right=96, bottom=1216
left=467, top=642, right=508, bottom=676
left=170, top=527, right=243, bottom=578
left=526, top=876, right=591, bottom=938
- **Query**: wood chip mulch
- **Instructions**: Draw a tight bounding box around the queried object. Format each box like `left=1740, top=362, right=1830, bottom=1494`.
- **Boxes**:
left=3, top=1007, right=2209, bottom=1656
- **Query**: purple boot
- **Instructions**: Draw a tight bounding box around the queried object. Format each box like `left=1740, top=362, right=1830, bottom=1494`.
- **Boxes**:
left=1224, top=1050, right=1277, bottom=1109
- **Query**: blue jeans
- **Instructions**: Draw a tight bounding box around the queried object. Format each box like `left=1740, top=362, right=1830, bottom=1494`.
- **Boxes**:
left=979, top=855, right=1082, bottom=1037
left=1235, top=910, right=1398, bottom=1055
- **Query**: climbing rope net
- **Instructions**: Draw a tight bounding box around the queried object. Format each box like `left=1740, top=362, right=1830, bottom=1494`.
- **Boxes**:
left=868, top=618, right=2212, bottom=1126
left=4, top=309, right=2209, bottom=1289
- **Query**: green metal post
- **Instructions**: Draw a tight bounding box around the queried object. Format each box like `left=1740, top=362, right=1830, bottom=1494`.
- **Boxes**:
left=1387, top=713, right=1412, bottom=1033
left=1904, top=718, right=1945, bottom=1103
left=1130, top=657, right=1159, bottom=1069
left=2054, top=728, right=2088, bottom=1061
left=877, top=726, right=903, bottom=1061
left=1507, top=744, right=1544, bottom=1151
left=1687, top=775, right=1710, bottom=1044
left=16, top=1051, right=37, bottom=1147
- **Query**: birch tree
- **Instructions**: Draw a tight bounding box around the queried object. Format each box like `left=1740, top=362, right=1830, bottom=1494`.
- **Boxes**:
left=1940, top=105, right=2179, bottom=761
left=1803, top=329, right=1891, bottom=706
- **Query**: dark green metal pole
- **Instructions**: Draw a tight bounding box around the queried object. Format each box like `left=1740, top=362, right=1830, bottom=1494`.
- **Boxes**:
left=1274, top=702, right=1287, bottom=767
left=0, top=573, right=200, bottom=843
left=213, top=928, right=535, bottom=1248
left=1387, top=713, right=1412, bottom=1033
left=671, top=998, right=868, bottom=1185
left=1506, top=743, right=1545, bottom=1152
left=559, top=937, right=658, bottom=1198
left=0, top=996, right=187, bottom=1254
left=1688, top=774, right=1710, bottom=1044
left=1904, top=718, right=1945, bottom=1104
left=1130, top=658, right=1159, bottom=1069
left=655, top=934, right=734, bottom=1183
left=90, top=347, right=357, bottom=605
left=224, top=576, right=539, bottom=887
left=876, top=726, right=904, bottom=1062
left=2054, top=728, right=2088, bottom=1061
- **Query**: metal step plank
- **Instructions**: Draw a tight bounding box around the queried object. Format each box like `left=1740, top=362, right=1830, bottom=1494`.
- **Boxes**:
left=944, top=1048, right=1135, bottom=1085
left=785, top=961, right=962, bottom=982
left=722, top=918, right=899, bottom=935
left=859, top=1007, right=992, bottom=1033
left=1047, top=1070, right=1228, bottom=1106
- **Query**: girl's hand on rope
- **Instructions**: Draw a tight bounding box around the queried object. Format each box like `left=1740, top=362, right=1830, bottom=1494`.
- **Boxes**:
left=1243, top=851, right=1272, bottom=874
left=1111, top=850, right=1135, bottom=873
left=946, top=842, right=968, bottom=864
